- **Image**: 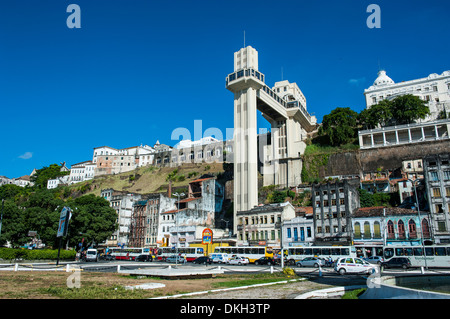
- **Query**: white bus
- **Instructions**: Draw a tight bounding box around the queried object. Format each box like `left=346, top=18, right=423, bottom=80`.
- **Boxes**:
left=213, top=246, right=274, bottom=263
left=156, top=247, right=204, bottom=262
left=109, top=247, right=147, bottom=261
left=383, top=245, right=450, bottom=268
left=285, top=246, right=357, bottom=265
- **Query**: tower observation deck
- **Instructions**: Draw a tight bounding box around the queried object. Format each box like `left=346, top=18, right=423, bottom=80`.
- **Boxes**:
left=226, top=46, right=317, bottom=232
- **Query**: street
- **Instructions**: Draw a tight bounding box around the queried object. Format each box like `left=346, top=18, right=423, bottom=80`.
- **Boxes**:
left=73, top=259, right=450, bottom=280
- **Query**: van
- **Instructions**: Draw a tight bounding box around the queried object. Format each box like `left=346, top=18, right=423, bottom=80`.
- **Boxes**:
left=86, top=249, right=98, bottom=262
left=210, top=253, right=230, bottom=264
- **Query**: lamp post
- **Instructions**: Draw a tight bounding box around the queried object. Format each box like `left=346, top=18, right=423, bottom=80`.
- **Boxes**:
left=173, top=192, right=185, bottom=267
left=407, top=178, right=428, bottom=270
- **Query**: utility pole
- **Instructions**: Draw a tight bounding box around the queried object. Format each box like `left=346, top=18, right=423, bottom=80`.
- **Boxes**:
left=173, top=192, right=185, bottom=267
left=408, top=178, right=428, bottom=271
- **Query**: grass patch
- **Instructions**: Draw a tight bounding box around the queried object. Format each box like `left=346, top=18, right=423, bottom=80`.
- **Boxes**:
left=0, top=270, right=301, bottom=299
left=40, top=285, right=157, bottom=299
left=341, top=288, right=366, bottom=299
left=212, top=273, right=296, bottom=289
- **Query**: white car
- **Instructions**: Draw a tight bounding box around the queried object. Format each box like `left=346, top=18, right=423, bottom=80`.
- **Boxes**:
left=334, top=257, right=378, bottom=275
left=227, top=256, right=249, bottom=265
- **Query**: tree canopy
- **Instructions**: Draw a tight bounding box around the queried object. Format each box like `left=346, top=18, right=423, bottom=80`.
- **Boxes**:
left=359, top=94, right=430, bottom=129
left=318, top=95, right=430, bottom=147
left=390, top=94, right=430, bottom=124
left=318, top=107, right=358, bottom=146
left=0, top=186, right=117, bottom=249
left=30, top=164, right=69, bottom=189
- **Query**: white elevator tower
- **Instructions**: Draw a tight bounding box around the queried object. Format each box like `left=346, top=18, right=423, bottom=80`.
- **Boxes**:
left=226, top=46, right=317, bottom=234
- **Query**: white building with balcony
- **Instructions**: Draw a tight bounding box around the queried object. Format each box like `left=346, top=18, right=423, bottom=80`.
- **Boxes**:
left=358, top=118, right=450, bottom=149
left=364, top=70, right=450, bottom=121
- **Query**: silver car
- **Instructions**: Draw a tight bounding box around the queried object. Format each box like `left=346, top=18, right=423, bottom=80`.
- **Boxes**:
left=165, top=255, right=186, bottom=263
left=365, top=256, right=384, bottom=265
left=296, top=257, right=324, bottom=268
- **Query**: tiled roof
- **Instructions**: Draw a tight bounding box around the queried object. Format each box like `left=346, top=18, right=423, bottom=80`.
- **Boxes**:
left=354, top=206, right=418, bottom=217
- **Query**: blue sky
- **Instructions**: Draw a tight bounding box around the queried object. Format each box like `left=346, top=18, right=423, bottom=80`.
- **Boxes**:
left=0, top=0, right=449, bottom=178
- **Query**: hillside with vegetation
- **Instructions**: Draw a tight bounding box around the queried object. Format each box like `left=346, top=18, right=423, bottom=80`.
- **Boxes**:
left=70, top=162, right=227, bottom=197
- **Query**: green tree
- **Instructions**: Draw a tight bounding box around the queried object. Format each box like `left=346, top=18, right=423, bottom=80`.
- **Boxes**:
left=358, top=189, right=374, bottom=208
left=66, top=194, right=118, bottom=249
left=390, top=94, right=430, bottom=124
left=0, top=184, right=27, bottom=201
left=31, top=164, right=69, bottom=189
left=318, top=107, right=358, bottom=146
left=358, top=100, right=393, bottom=129
left=0, top=200, right=27, bottom=247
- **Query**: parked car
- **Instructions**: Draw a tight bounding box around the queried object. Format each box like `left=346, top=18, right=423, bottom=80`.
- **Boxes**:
left=254, top=257, right=277, bottom=265
left=85, top=249, right=98, bottom=262
left=228, top=256, right=249, bottom=265
left=296, top=257, right=324, bottom=268
left=165, top=255, right=186, bottom=263
left=334, top=257, right=378, bottom=275
left=98, top=253, right=115, bottom=261
left=192, top=256, right=212, bottom=265
left=135, top=254, right=153, bottom=262
left=210, top=253, right=230, bottom=264
left=381, top=257, right=411, bottom=269
left=365, top=256, right=384, bottom=265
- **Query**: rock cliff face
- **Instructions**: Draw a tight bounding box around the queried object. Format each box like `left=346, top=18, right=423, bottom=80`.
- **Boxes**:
left=308, top=139, right=450, bottom=179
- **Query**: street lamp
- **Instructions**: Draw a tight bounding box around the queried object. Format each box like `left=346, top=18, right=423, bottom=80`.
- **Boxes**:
left=173, top=192, right=185, bottom=267
left=407, top=178, right=428, bottom=270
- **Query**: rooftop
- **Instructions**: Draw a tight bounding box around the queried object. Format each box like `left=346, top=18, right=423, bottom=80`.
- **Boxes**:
left=354, top=206, right=418, bottom=217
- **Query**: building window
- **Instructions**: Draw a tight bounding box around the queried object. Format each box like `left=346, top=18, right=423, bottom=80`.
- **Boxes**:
left=364, top=222, right=371, bottom=239
left=387, top=220, right=395, bottom=239
left=433, top=188, right=442, bottom=198
left=422, top=219, right=431, bottom=238
left=287, top=228, right=291, bottom=238
left=444, top=171, right=450, bottom=180
left=374, top=222, right=381, bottom=239
left=438, top=221, right=447, bottom=232
left=398, top=220, right=406, bottom=239
left=409, top=220, right=417, bottom=239
left=435, top=204, right=444, bottom=213
left=430, top=171, right=439, bottom=181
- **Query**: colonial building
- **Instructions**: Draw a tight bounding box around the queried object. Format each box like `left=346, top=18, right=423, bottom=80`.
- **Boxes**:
left=167, top=177, right=225, bottom=248
left=69, top=160, right=96, bottom=184
left=282, top=207, right=314, bottom=247
left=423, top=154, right=450, bottom=244
left=364, top=69, right=450, bottom=121
left=101, top=188, right=142, bottom=247
left=352, top=206, right=432, bottom=258
left=236, top=202, right=296, bottom=247
left=312, top=180, right=360, bottom=245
